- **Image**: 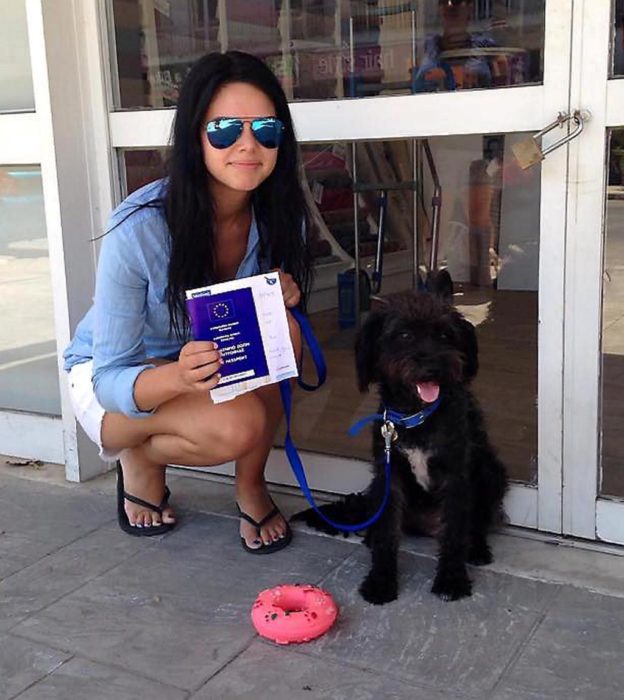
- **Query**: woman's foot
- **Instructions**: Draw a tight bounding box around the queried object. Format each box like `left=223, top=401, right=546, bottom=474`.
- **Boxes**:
left=120, top=451, right=176, bottom=528
left=236, top=481, right=288, bottom=550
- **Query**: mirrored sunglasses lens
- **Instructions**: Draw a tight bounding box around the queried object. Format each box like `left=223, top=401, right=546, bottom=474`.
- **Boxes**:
left=206, top=119, right=243, bottom=149
left=252, top=118, right=284, bottom=149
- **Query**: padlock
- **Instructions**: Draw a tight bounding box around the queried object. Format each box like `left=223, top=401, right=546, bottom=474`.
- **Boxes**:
left=512, top=111, right=588, bottom=170
left=512, top=137, right=544, bottom=170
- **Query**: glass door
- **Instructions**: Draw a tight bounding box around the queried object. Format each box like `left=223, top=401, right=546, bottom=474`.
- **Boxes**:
left=105, top=0, right=577, bottom=532
left=283, top=0, right=573, bottom=533
left=0, top=0, right=64, bottom=465
left=562, top=0, right=624, bottom=544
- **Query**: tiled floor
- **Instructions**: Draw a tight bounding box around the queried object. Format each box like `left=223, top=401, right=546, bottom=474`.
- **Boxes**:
left=2, top=463, right=624, bottom=700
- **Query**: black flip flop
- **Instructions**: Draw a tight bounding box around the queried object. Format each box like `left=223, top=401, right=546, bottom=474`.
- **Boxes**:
left=237, top=502, right=293, bottom=554
left=116, top=461, right=175, bottom=537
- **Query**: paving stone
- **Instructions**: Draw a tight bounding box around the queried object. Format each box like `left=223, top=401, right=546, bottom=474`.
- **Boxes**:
left=482, top=532, right=624, bottom=598
left=0, top=523, right=147, bottom=632
left=12, top=514, right=356, bottom=691
left=0, top=475, right=113, bottom=565
left=5, top=470, right=624, bottom=699
left=397, top=532, right=440, bottom=558
left=163, top=474, right=242, bottom=517
left=165, top=472, right=329, bottom=521
left=0, top=633, right=69, bottom=700
left=493, top=586, right=624, bottom=699
left=192, top=640, right=460, bottom=700
left=12, top=581, right=256, bottom=692
left=105, top=511, right=356, bottom=599
left=303, top=551, right=558, bottom=696
left=0, top=530, right=54, bottom=580
left=15, top=657, right=187, bottom=700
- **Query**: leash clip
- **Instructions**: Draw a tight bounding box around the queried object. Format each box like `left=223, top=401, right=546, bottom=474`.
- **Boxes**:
left=381, top=420, right=397, bottom=453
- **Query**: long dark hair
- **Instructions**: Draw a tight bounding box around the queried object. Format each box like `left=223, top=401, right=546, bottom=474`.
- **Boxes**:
left=164, top=50, right=312, bottom=340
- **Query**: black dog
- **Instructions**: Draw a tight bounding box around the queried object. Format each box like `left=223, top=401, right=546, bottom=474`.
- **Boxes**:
left=293, top=275, right=508, bottom=604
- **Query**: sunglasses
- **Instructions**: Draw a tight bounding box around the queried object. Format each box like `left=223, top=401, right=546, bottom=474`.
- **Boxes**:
left=205, top=116, right=285, bottom=150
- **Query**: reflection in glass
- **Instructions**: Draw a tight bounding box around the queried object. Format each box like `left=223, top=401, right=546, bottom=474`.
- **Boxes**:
left=119, top=134, right=540, bottom=483
left=294, top=134, right=540, bottom=484
left=122, top=149, right=168, bottom=195
left=110, top=0, right=545, bottom=108
left=0, top=0, right=35, bottom=112
left=601, top=130, right=624, bottom=497
left=434, top=134, right=540, bottom=483
left=0, top=167, right=60, bottom=415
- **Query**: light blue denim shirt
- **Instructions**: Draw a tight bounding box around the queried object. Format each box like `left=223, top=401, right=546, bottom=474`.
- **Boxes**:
left=63, top=178, right=268, bottom=418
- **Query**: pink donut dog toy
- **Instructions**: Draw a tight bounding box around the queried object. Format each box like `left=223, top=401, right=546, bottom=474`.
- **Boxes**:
left=251, top=583, right=338, bottom=645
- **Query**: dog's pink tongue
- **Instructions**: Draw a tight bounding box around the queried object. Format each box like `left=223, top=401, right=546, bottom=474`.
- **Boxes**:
left=417, top=382, right=440, bottom=403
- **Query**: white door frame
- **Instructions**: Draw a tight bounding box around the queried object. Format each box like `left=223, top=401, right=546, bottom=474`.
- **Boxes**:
left=0, top=110, right=65, bottom=464
left=0, top=0, right=116, bottom=480
left=564, top=0, right=624, bottom=544
left=102, top=1, right=575, bottom=532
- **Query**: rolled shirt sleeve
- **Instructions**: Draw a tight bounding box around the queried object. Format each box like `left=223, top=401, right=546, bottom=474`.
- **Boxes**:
left=91, top=218, right=157, bottom=418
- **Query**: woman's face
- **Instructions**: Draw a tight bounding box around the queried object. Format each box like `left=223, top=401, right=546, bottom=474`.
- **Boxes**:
left=201, top=81, right=280, bottom=196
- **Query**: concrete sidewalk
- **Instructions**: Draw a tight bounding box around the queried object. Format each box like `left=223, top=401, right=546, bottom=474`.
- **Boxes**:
left=2, top=461, right=624, bottom=700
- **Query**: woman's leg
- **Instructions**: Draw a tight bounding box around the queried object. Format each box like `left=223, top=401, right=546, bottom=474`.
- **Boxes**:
left=117, top=445, right=176, bottom=527
left=101, top=389, right=269, bottom=528
left=102, top=310, right=302, bottom=537
left=234, top=311, right=303, bottom=548
left=235, top=381, right=288, bottom=548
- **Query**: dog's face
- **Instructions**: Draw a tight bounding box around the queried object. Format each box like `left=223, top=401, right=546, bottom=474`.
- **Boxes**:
left=355, top=291, right=478, bottom=405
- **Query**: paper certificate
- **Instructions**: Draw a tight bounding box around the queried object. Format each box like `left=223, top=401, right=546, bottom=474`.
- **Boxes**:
left=185, top=272, right=298, bottom=403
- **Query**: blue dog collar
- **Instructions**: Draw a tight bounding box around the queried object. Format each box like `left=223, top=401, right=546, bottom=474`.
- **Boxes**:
left=348, top=397, right=442, bottom=437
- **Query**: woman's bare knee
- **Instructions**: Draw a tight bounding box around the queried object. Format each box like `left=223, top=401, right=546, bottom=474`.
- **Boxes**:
left=217, top=402, right=268, bottom=456
left=101, top=411, right=153, bottom=454
left=101, top=385, right=271, bottom=465
left=172, top=394, right=268, bottom=462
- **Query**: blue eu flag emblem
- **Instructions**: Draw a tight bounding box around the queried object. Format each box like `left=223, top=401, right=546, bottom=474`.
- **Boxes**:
left=207, top=298, right=235, bottom=322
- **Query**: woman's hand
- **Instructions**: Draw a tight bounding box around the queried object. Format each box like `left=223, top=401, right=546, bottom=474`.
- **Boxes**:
left=274, top=269, right=301, bottom=308
left=176, top=341, right=223, bottom=393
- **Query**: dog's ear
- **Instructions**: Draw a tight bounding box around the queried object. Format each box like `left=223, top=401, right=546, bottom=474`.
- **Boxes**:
left=355, top=310, right=385, bottom=392
left=453, top=314, right=479, bottom=382
left=426, top=269, right=454, bottom=304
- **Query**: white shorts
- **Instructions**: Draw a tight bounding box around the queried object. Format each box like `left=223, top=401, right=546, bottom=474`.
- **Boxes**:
left=67, top=360, right=122, bottom=462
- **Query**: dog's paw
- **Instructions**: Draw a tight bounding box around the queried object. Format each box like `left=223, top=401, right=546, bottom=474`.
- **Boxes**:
left=359, top=573, right=398, bottom=605
left=468, top=543, right=493, bottom=566
left=431, top=569, right=472, bottom=601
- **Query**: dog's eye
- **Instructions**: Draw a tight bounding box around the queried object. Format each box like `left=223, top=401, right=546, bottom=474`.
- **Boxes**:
left=398, top=331, right=413, bottom=341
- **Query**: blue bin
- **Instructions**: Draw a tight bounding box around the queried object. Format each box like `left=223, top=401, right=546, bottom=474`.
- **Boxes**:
left=337, top=269, right=371, bottom=329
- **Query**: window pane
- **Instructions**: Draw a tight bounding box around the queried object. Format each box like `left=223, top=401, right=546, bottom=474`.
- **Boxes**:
left=294, top=134, right=539, bottom=484
left=601, top=129, right=624, bottom=497
left=0, top=0, right=34, bottom=112
left=110, top=0, right=545, bottom=108
left=0, top=166, right=60, bottom=415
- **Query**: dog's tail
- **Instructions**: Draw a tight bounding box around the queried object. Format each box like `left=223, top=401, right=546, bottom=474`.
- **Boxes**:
left=290, top=492, right=371, bottom=538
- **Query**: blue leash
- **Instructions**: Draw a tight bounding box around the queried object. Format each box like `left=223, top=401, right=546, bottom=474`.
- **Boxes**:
left=281, top=308, right=441, bottom=533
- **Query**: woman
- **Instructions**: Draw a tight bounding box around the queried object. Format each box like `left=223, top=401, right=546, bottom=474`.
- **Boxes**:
left=63, top=51, right=312, bottom=554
